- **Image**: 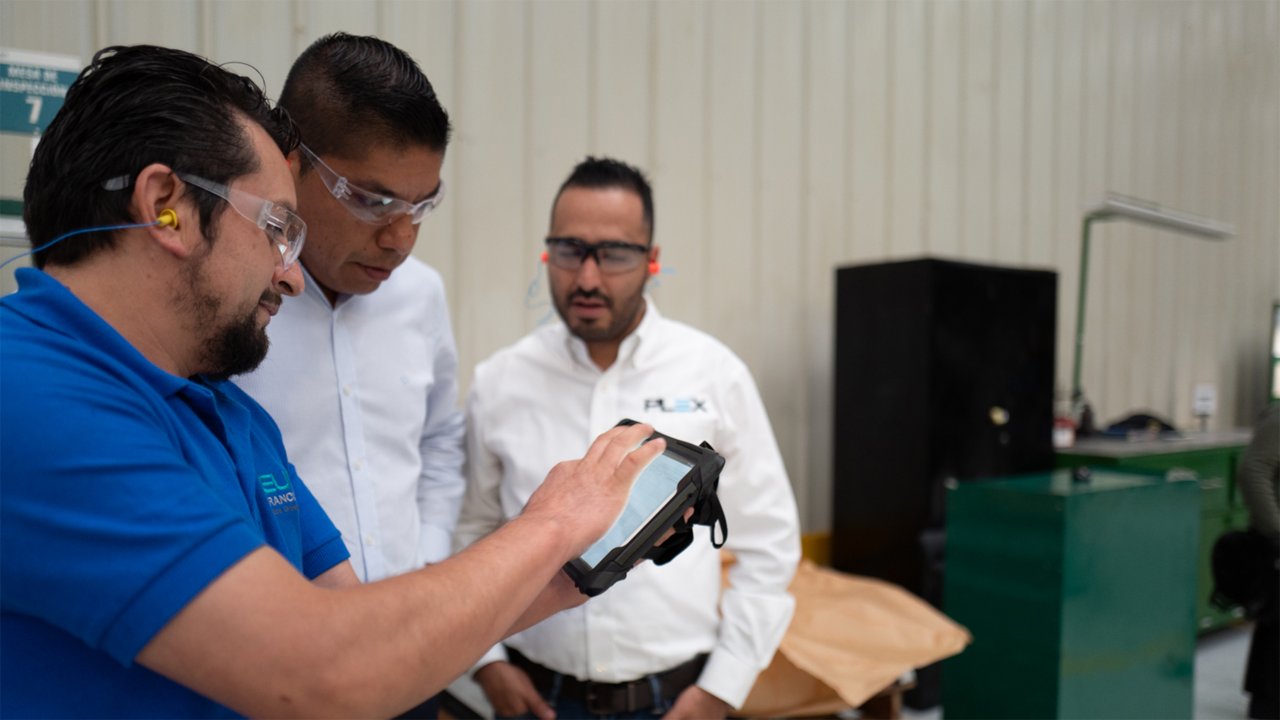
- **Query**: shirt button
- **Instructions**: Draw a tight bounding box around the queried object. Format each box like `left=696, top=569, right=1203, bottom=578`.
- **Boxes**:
left=342, top=385, right=352, bottom=396
left=353, top=460, right=363, bottom=471
left=364, top=535, right=376, bottom=547
left=595, top=665, right=607, bottom=674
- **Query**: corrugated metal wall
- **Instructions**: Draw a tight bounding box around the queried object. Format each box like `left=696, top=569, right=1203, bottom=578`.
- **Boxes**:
left=2, top=0, right=1277, bottom=532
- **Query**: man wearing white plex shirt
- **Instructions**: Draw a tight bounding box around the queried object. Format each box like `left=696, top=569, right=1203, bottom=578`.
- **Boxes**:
left=454, top=157, right=801, bottom=719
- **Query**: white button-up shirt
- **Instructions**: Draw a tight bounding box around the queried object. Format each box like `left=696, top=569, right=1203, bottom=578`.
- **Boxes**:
left=236, top=258, right=465, bottom=581
left=454, top=301, right=799, bottom=708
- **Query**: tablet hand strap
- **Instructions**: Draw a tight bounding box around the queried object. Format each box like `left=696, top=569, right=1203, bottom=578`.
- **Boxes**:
left=646, top=522, right=694, bottom=566
left=643, top=476, right=728, bottom=566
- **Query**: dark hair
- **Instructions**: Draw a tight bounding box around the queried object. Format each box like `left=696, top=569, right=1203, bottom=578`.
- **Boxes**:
left=554, top=156, right=655, bottom=243
left=280, top=33, right=451, bottom=162
left=23, top=45, right=298, bottom=269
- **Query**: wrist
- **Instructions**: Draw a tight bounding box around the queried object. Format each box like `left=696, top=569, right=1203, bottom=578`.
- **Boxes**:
left=505, top=512, right=580, bottom=564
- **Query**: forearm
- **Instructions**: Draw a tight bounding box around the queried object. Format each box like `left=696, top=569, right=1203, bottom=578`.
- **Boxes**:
left=315, top=513, right=580, bottom=714
left=138, top=423, right=660, bottom=718
left=506, top=569, right=584, bottom=636
left=139, top=514, right=578, bottom=718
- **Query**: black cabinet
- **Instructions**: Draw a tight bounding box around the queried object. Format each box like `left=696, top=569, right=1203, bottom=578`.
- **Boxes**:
left=830, top=257, right=1057, bottom=707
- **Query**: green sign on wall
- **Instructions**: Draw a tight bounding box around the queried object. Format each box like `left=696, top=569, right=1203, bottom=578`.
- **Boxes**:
left=0, top=48, right=81, bottom=231
left=0, top=48, right=79, bottom=134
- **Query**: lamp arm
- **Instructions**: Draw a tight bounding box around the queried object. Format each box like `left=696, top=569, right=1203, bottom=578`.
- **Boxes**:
left=1070, top=215, right=1095, bottom=413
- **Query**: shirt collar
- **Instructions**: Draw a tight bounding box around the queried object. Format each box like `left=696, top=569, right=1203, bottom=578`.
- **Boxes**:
left=9, top=267, right=189, bottom=397
left=298, top=262, right=351, bottom=310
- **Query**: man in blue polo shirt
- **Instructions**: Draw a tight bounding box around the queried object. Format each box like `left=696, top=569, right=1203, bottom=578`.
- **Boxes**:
left=0, top=45, right=664, bottom=718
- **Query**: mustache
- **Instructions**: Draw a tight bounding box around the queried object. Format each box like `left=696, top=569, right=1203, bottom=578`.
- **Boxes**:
left=259, top=289, right=282, bottom=309
left=569, top=288, right=610, bottom=307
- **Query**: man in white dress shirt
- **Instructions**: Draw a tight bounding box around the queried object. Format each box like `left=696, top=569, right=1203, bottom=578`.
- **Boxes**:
left=234, top=33, right=462, bottom=717
left=454, top=157, right=801, bottom=720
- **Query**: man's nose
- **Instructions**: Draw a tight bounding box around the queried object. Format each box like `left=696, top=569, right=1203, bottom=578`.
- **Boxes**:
left=273, top=260, right=305, bottom=297
left=575, top=253, right=603, bottom=289
left=376, top=214, right=418, bottom=256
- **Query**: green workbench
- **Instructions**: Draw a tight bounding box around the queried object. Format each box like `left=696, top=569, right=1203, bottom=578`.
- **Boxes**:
left=1056, top=430, right=1252, bottom=632
left=943, top=469, right=1199, bottom=719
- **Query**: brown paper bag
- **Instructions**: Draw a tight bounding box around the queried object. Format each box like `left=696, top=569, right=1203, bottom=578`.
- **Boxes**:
left=735, top=560, right=971, bottom=717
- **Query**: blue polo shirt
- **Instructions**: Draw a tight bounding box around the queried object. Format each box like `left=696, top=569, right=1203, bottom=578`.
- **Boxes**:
left=0, top=268, right=350, bottom=718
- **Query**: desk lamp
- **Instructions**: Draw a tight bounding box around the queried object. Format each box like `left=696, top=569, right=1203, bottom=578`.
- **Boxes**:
left=1070, top=193, right=1234, bottom=435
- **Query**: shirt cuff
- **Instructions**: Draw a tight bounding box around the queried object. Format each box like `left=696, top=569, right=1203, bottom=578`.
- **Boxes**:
left=472, top=643, right=510, bottom=676
left=695, top=648, right=762, bottom=711
left=418, top=525, right=454, bottom=565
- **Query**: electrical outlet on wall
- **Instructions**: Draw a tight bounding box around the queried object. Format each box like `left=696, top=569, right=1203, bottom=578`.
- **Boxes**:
left=1193, top=383, right=1217, bottom=431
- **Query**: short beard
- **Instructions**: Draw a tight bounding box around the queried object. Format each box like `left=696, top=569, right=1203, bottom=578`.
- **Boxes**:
left=202, top=307, right=270, bottom=381
left=557, top=288, right=645, bottom=344
left=178, top=253, right=272, bottom=380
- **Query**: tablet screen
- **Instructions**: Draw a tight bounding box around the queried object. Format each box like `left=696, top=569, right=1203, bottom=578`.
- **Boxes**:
left=579, top=450, right=692, bottom=568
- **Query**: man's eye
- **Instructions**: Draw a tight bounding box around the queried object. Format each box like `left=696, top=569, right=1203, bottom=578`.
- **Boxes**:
left=352, top=193, right=392, bottom=209
left=264, top=223, right=286, bottom=240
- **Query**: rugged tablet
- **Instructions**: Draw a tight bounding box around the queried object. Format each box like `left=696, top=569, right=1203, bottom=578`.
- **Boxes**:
left=564, top=419, right=727, bottom=596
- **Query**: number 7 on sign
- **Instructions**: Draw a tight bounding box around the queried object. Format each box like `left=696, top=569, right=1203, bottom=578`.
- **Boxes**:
left=24, top=96, right=42, bottom=125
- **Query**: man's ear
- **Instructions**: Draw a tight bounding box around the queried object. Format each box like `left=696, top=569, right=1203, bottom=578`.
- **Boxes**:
left=647, top=244, right=662, bottom=277
left=288, top=148, right=304, bottom=184
left=132, top=163, right=195, bottom=259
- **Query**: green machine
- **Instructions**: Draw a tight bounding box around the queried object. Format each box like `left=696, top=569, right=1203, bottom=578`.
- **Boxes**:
left=1056, top=432, right=1252, bottom=632
left=943, top=469, right=1199, bottom=719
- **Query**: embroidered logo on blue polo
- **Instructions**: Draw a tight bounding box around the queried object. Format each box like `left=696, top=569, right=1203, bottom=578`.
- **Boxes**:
left=258, top=471, right=298, bottom=515
left=643, top=397, right=708, bottom=413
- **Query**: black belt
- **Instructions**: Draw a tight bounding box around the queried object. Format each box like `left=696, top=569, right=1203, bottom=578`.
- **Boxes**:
left=507, top=646, right=708, bottom=716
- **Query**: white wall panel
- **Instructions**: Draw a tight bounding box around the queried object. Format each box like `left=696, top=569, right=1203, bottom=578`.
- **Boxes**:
left=522, top=0, right=590, bottom=332
left=3, top=0, right=1277, bottom=533
left=925, top=0, right=960, bottom=258
left=204, top=1, right=294, bottom=96
left=452, top=1, right=526, bottom=369
left=101, top=0, right=199, bottom=50
left=592, top=0, right=651, bottom=164
left=704, top=1, right=758, bottom=363
left=0, top=0, right=92, bottom=56
left=888, top=0, right=926, bottom=258
left=993, top=0, right=1027, bottom=263
left=1149, top=2, right=1181, bottom=420
left=756, top=0, right=806, bottom=522
left=651, top=1, right=706, bottom=331
left=959, top=0, right=994, bottom=261
left=381, top=0, right=459, bottom=303
left=1024, top=1, right=1055, bottom=271
left=801, top=0, right=848, bottom=530
left=845, top=0, right=888, bottom=264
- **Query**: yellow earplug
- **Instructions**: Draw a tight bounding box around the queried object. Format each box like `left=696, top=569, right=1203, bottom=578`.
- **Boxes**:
left=156, top=209, right=179, bottom=229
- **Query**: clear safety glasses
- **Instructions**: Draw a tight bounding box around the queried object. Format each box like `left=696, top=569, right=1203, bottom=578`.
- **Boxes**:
left=102, top=173, right=307, bottom=270
left=178, top=174, right=307, bottom=270
left=298, top=142, right=445, bottom=226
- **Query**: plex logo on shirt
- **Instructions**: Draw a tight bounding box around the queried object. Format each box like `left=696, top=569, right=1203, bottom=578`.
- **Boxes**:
left=258, top=470, right=299, bottom=515
left=643, top=397, right=708, bottom=413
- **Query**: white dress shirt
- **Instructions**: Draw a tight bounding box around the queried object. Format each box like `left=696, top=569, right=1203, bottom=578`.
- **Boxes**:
left=236, top=258, right=465, bottom=582
left=454, top=300, right=800, bottom=709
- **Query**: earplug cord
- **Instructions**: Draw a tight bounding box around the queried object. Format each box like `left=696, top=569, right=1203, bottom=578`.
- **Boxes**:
left=0, top=220, right=163, bottom=272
